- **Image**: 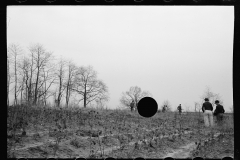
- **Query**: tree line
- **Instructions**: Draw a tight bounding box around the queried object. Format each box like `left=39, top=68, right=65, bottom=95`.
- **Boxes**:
left=7, top=43, right=225, bottom=111
left=119, top=85, right=225, bottom=113
left=7, top=43, right=109, bottom=108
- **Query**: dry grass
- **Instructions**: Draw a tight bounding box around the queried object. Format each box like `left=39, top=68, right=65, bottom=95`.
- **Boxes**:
left=7, top=104, right=234, bottom=158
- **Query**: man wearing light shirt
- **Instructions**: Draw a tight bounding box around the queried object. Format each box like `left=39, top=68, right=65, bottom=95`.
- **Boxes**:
left=202, top=98, right=214, bottom=127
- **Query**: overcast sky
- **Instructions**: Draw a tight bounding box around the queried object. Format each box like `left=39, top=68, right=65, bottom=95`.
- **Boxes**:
left=7, top=6, right=234, bottom=112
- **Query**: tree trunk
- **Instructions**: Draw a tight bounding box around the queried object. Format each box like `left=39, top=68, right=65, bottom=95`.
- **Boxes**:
left=65, top=81, right=70, bottom=107
left=20, top=75, right=25, bottom=105
left=28, top=81, right=32, bottom=104
left=65, top=62, right=75, bottom=108
left=34, top=54, right=40, bottom=105
left=28, top=52, right=34, bottom=104
left=84, top=93, right=86, bottom=108
left=20, top=86, right=23, bottom=105
left=14, top=53, right=17, bottom=106
left=34, top=69, right=39, bottom=105
left=84, top=91, right=86, bottom=108
left=33, top=48, right=41, bottom=105
left=66, top=88, right=69, bottom=107
left=58, top=76, right=62, bottom=107
left=44, top=76, right=47, bottom=106
left=25, top=74, right=28, bottom=105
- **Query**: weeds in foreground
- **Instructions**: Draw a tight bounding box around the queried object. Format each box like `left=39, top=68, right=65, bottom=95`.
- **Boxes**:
left=7, top=105, right=233, bottom=158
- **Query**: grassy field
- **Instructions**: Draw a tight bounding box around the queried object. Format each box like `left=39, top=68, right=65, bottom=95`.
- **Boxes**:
left=7, top=104, right=234, bottom=159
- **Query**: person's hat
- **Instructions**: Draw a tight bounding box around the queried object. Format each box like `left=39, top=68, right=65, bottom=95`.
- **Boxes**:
left=215, top=100, right=219, bottom=104
left=204, top=98, right=209, bottom=101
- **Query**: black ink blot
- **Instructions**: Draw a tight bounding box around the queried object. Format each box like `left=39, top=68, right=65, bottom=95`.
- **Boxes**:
left=137, top=97, right=158, bottom=118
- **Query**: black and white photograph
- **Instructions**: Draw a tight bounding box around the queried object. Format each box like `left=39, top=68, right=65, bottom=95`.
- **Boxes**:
left=7, top=6, right=234, bottom=159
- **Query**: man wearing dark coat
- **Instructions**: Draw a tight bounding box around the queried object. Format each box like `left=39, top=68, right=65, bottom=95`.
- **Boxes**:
left=130, top=100, right=135, bottom=112
left=177, top=104, right=182, bottom=115
left=213, top=100, right=225, bottom=125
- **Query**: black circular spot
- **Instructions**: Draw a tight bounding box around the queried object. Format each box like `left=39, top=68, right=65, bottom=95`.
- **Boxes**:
left=134, top=157, right=145, bottom=160
left=193, top=157, right=204, bottom=160
left=164, top=157, right=174, bottom=160
left=104, top=157, right=115, bottom=160
left=76, top=158, right=86, bottom=160
left=137, top=97, right=158, bottom=118
left=222, top=157, right=233, bottom=160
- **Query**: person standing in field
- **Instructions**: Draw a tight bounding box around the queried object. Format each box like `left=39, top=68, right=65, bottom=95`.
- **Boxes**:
left=162, top=105, right=166, bottom=112
left=177, top=104, right=182, bottom=115
left=213, top=100, right=225, bottom=125
left=130, top=100, right=135, bottom=112
left=202, top=98, right=214, bottom=127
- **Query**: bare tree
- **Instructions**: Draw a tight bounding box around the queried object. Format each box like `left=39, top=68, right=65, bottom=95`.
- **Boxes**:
left=55, top=58, right=66, bottom=107
left=29, top=43, right=54, bottom=105
left=64, top=61, right=77, bottom=107
left=95, top=93, right=109, bottom=109
left=201, top=86, right=223, bottom=107
left=17, top=56, right=30, bottom=104
left=15, top=46, right=56, bottom=106
left=7, top=53, right=10, bottom=106
left=120, top=86, right=152, bottom=111
left=8, top=44, right=22, bottom=105
left=71, top=66, right=108, bottom=108
left=38, top=65, right=56, bottom=106
left=7, top=51, right=12, bottom=106
left=26, top=47, right=35, bottom=104
left=94, top=86, right=109, bottom=108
